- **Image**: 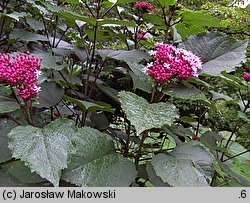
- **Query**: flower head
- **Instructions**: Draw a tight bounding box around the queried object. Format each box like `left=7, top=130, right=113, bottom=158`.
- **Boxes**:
left=144, top=43, right=202, bottom=83
left=0, top=52, right=42, bottom=100
left=134, top=2, right=153, bottom=13
left=243, top=72, right=250, bottom=81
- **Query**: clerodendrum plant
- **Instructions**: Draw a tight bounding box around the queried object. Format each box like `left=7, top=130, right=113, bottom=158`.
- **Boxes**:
left=0, top=0, right=249, bottom=187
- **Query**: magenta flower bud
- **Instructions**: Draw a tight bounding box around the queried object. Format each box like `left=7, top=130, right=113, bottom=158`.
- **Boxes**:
left=243, top=72, right=250, bottom=81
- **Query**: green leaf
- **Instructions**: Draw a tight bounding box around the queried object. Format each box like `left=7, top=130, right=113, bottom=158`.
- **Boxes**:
left=210, top=91, right=234, bottom=102
left=218, top=162, right=250, bottom=186
left=230, top=160, right=250, bottom=181
left=85, top=29, right=112, bottom=42
left=180, top=32, right=249, bottom=76
left=130, top=71, right=153, bottom=93
left=63, top=95, right=114, bottom=113
left=53, top=70, right=82, bottom=85
left=127, top=62, right=153, bottom=93
left=150, top=154, right=208, bottom=186
left=1, top=160, right=45, bottom=184
left=171, top=141, right=215, bottom=179
left=118, top=91, right=179, bottom=135
left=0, top=171, right=38, bottom=187
left=142, top=13, right=165, bottom=26
left=90, top=112, right=109, bottom=131
left=34, top=82, right=65, bottom=107
left=0, top=119, right=18, bottom=163
left=0, top=12, right=31, bottom=21
left=59, top=0, right=80, bottom=4
left=200, top=131, right=224, bottom=152
left=26, top=18, right=45, bottom=31
left=9, top=29, right=49, bottom=42
left=175, top=23, right=206, bottom=40
left=97, top=49, right=150, bottom=63
left=146, top=163, right=170, bottom=187
left=46, top=3, right=97, bottom=26
left=224, top=142, right=250, bottom=163
left=96, top=85, right=120, bottom=104
left=8, top=118, right=77, bottom=187
left=219, top=72, right=244, bottom=89
left=0, top=95, right=20, bottom=114
left=98, top=19, right=136, bottom=27
left=62, top=127, right=137, bottom=186
left=34, top=52, right=65, bottom=70
left=157, top=0, right=176, bottom=8
left=117, top=0, right=151, bottom=4
left=163, top=84, right=209, bottom=104
left=73, top=46, right=88, bottom=62
left=181, top=11, right=223, bottom=27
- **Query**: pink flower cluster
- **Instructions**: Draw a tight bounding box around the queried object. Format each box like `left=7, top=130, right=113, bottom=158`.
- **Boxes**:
left=243, top=72, right=250, bottom=81
left=134, top=2, right=153, bottom=13
left=0, top=52, right=42, bottom=100
left=137, top=29, right=148, bottom=41
left=144, top=43, right=202, bottom=83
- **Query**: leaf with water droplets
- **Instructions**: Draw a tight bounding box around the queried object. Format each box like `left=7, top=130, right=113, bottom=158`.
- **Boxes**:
left=62, top=127, right=137, bottom=186
left=7, top=118, right=77, bottom=187
left=150, top=154, right=208, bottom=187
left=119, top=91, right=179, bottom=135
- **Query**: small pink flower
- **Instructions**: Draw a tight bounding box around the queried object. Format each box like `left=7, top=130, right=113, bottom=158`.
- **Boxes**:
left=145, top=43, right=202, bottom=83
left=134, top=2, right=153, bottom=13
left=243, top=72, right=250, bottom=81
left=137, top=29, right=148, bottom=40
left=193, top=136, right=199, bottom=140
left=87, top=13, right=94, bottom=17
left=0, top=52, right=42, bottom=100
left=137, top=33, right=148, bottom=40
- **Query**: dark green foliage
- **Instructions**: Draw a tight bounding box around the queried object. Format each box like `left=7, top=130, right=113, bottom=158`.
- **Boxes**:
left=0, top=0, right=249, bottom=187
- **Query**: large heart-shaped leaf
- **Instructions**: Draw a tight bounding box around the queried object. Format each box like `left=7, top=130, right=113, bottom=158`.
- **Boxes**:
left=118, top=91, right=179, bottom=135
left=180, top=32, right=248, bottom=76
left=148, top=141, right=215, bottom=186
left=62, top=127, right=137, bottom=186
left=150, top=154, right=208, bottom=187
left=8, top=119, right=77, bottom=186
